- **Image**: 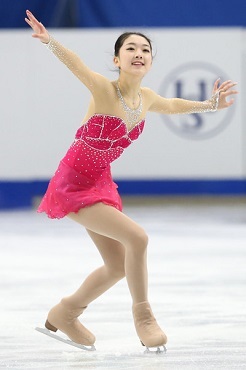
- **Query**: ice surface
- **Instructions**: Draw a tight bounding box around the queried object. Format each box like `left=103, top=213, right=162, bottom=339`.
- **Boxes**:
left=0, top=198, right=246, bottom=369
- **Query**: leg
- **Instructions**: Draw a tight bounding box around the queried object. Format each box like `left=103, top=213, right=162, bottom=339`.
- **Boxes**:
left=45, top=223, right=126, bottom=346
left=66, top=230, right=126, bottom=307
left=47, top=203, right=167, bottom=347
left=68, top=204, right=167, bottom=347
left=68, top=203, right=149, bottom=304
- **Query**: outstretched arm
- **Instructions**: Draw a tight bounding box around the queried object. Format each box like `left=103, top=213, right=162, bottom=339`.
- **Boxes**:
left=25, top=10, right=106, bottom=92
left=147, top=79, right=238, bottom=114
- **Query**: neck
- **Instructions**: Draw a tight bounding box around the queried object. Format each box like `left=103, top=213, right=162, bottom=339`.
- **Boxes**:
left=117, top=76, right=141, bottom=100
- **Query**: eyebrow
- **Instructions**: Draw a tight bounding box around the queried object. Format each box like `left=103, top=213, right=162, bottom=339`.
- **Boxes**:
left=125, top=42, right=150, bottom=48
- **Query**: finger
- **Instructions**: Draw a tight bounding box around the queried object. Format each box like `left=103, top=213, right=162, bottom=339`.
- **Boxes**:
left=226, top=98, right=235, bottom=106
left=218, top=80, right=232, bottom=90
left=224, top=90, right=238, bottom=97
left=224, top=82, right=237, bottom=90
left=223, top=81, right=237, bottom=90
left=218, top=83, right=238, bottom=95
left=26, top=10, right=40, bottom=24
left=26, top=10, right=35, bottom=21
left=213, top=78, right=220, bottom=89
left=221, top=79, right=232, bottom=85
left=220, top=85, right=238, bottom=95
left=25, top=18, right=33, bottom=26
left=26, top=9, right=35, bottom=18
left=38, top=22, right=46, bottom=32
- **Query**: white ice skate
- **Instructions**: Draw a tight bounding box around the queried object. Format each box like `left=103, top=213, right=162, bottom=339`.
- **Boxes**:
left=35, top=327, right=96, bottom=351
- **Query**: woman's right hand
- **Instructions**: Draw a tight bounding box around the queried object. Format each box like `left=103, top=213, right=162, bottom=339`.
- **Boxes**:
left=25, top=10, right=50, bottom=44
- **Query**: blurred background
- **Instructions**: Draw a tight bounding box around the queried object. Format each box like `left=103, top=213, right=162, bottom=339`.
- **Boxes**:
left=0, top=0, right=245, bottom=209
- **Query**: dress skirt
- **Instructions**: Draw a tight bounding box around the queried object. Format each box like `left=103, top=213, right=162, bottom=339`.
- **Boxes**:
left=37, top=160, right=122, bottom=219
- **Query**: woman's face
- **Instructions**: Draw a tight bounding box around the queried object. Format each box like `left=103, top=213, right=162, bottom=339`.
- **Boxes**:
left=114, top=34, right=152, bottom=77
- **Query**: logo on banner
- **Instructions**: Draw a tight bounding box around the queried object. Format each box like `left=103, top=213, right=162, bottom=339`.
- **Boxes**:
left=159, top=62, right=235, bottom=140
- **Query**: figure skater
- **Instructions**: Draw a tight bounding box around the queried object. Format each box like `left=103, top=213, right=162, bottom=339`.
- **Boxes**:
left=25, top=9, right=238, bottom=351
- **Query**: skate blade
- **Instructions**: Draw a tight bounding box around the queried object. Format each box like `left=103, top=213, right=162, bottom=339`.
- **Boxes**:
left=144, top=345, right=167, bottom=354
left=35, top=327, right=96, bottom=351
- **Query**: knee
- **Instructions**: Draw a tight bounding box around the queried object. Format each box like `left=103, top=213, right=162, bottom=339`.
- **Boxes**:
left=107, top=260, right=125, bottom=280
left=127, top=228, right=148, bottom=254
left=138, top=229, right=149, bottom=248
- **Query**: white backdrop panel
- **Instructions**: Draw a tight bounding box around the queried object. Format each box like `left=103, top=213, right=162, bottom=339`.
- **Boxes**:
left=0, top=28, right=244, bottom=180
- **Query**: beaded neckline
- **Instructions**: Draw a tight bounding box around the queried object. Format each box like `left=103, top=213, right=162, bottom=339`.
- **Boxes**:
left=116, top=83, right=143, bottom=128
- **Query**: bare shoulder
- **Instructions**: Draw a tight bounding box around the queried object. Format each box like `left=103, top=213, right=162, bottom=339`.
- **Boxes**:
left=141, top=87, right=172, bottom=113
left=90, top=73, right=116, bottom=98
left=142, top=87, right=158, bottom=99
left=92, top=72, right=113, bottom=89
left=90, top=79, right=118, bottom=112
left=141, top=87, right=158, bottom=108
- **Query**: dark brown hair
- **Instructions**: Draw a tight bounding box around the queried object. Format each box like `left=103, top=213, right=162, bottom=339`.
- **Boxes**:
left=114, top=32, right=152, bottom=57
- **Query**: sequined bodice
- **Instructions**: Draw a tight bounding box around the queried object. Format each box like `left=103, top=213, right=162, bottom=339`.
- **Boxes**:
left=62, top=114, right=145, bottom=179
left=75, top=114, right=145, bottom=149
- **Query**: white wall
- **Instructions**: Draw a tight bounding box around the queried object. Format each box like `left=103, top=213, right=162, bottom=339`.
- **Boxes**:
left=0, top=28, right=244, bottom=180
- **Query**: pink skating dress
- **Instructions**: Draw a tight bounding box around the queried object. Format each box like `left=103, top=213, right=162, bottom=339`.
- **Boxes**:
left=38, top=114, right=145, bottom=219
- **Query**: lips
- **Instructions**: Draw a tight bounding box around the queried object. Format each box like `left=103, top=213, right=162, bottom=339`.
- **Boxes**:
left=132, top=61, right=144, bottom=66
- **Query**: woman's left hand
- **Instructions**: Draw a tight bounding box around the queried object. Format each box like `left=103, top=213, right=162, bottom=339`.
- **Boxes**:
left=212, top=78, right=238, bottom=109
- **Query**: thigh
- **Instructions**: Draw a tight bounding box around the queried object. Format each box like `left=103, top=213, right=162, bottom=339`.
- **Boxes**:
left=68, top=202, right=146, bottom=246
left=86, top=229, right=125, bottom=268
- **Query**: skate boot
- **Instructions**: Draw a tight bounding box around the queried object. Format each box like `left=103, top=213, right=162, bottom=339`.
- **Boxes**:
left=132, top=301, right=167, bottom=353
left=44, top=297, right=95, bottom=347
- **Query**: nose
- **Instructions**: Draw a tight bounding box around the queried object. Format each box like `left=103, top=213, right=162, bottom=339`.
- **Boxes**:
left=135, top=49, right=143, bottom=58
left=135, top=53, right=143, bottom=59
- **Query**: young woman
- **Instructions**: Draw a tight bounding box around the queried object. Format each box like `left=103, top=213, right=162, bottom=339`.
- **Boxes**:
left=25, top=10, right=237, bottom=351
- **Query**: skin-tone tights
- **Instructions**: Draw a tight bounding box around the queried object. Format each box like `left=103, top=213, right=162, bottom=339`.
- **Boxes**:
left=67, top=202, right=148, bottom=307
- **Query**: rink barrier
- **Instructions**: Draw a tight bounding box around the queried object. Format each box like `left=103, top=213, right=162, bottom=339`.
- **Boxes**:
left=0, top=179, right=246, bottom=209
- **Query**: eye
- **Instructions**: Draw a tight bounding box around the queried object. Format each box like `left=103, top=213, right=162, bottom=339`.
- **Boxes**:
left=126, top=47, right=135, bottom=51
left=143, top=49, right=150, bottom=53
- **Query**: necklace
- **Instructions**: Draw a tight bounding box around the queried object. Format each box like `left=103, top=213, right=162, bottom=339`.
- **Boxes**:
left=116, top=82, right=143, bottom=127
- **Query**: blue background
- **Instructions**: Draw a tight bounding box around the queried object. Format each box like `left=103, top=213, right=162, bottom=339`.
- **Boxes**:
left=1, top=0, right=246, bottom=28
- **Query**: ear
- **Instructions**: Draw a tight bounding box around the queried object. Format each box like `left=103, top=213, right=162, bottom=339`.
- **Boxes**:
left=114, top=56, right=120, bottom=69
